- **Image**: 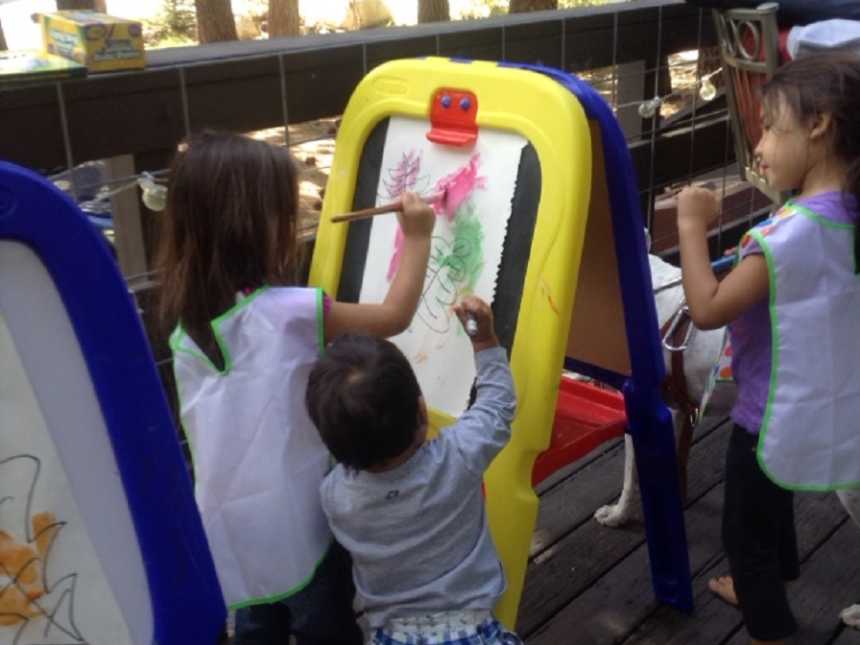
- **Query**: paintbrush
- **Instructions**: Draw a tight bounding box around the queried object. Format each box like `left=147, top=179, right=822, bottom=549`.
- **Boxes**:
left=330, top=191, right=446, bottom=224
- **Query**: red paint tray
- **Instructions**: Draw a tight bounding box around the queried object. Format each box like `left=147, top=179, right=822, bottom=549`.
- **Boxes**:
left=532, top=377, right=628, bottom=486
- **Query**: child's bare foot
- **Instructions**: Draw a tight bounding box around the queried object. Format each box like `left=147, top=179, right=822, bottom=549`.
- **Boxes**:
left=841, top=604, right=860, bottom=629
left=708, top=575, right=738, bottom=606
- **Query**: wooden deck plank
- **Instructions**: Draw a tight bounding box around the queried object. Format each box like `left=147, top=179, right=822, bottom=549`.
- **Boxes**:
left=533, top=437, right=622, bottom=497
left=834, top=626, right=860, bottom=644
left=527, top=483, right=726, bottom=644
left=530, top=415, right=729, bottom=558
left=617, top=491, right=849, bottom=644
left=722, top=519, right=860, bottom=645
left=529, top=438, right=625, bottom=558
left=533, top=426, right=860, bottom=645
left=519, top=417, right=731, bottom=636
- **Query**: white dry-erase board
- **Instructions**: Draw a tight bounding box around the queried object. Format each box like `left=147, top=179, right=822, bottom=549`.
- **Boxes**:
left=0, top=162, right=225, bottom=645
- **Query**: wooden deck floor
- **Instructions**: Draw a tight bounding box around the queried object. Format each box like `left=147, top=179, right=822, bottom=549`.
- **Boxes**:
left=520, top=416, right=860, bottom=644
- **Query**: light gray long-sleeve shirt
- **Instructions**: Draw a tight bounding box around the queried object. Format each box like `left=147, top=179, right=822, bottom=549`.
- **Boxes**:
left=319, top=346, right=517, bottom=628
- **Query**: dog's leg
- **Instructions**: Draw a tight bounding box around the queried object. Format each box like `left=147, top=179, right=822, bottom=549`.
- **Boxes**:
left=837, top=489, right=860, bottom=628
left=594, top=433, right=641, bottom=527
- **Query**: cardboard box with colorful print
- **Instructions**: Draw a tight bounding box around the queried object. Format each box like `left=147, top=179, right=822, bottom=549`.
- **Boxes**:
left=40, top=10, right=145, bottom=73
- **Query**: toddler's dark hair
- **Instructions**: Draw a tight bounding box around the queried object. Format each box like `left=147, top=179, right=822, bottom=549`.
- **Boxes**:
left=306, top=334, right=422, bottom=471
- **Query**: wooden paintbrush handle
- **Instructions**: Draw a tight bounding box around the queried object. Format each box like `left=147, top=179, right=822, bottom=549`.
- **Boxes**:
left=330, top=200, right=403, bottom=223
left=330, top=191, right=444, bottom=224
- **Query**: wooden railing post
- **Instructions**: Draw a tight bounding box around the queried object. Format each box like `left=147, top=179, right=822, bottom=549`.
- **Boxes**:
left=105, top=155, right=148, bottom=279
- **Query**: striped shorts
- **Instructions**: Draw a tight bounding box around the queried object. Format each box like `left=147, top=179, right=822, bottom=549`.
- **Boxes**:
left=369, top=610, right=522, bottom=645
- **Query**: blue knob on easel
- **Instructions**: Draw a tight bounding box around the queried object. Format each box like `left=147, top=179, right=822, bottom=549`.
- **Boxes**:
left=441, top=95, right=452, bottom=108
left=459, top=97, right=471, bottom=111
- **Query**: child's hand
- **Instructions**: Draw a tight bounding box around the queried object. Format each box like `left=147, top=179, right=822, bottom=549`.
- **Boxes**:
left=677, top=186, right=720, bottom=232
left=398, top=192, right=436, bottom=238
left=454, top=296, right=499, bottom=352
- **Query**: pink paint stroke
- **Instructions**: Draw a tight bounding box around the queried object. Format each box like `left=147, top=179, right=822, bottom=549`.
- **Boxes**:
left=432, top=153, right=486, bottom=221
left=386, top=153, right=486, bottom=281
left=387, top=228, right=407, bottom=281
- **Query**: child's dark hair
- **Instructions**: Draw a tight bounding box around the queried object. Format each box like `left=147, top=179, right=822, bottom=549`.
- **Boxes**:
left=761, top=50, right=860, bottom=271
left=306, top=335, right=423, bottom=471
left=155, top=131, right=301, bottom=366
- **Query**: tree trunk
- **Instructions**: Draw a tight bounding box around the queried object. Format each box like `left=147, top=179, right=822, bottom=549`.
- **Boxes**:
left=269, top=0, right=300, bottom=38
left=56, top=0, right=107, bottom=10
left=194, top=0, right=238, bottom=43
left=418, top=0, right=450, bottom=23
left=509, top=0, right=558, bottom=12
left=0, top=19, right=7, bottom=51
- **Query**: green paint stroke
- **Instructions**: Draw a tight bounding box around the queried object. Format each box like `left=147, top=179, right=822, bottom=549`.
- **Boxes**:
left=440, top=202, right=485, bottom=293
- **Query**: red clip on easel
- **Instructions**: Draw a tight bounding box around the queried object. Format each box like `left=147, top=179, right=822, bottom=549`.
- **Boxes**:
left=427, top=88, right=479, bottom=146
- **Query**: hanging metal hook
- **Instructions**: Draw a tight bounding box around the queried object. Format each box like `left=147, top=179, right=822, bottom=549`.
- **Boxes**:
left=662, top=304, right=695, bottom=352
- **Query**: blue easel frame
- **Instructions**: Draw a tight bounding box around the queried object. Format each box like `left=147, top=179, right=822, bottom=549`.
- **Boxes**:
left=503, top=63, right=694, bottom=613
left=0, top=161, right=226, bottom=643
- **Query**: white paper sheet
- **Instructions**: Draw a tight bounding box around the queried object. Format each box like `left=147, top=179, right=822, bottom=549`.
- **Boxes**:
left=359, top=116, right=527, bottom=416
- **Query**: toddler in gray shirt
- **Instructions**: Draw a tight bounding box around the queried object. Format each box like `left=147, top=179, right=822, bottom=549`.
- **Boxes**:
left=305, top=296, right=520, bottom=644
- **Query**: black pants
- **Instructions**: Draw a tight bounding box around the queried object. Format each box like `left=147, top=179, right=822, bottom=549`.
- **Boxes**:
left=233, top=541, right=364, bottom=645
left=723, top=425, right=799, bottom=641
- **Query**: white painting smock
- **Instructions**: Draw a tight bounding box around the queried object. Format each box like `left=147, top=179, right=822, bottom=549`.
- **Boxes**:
left=748, top=202, right=860, bottom=490
left=171, top=287, right=331, bottom=608
left=359, top=116, right=526, bottom=416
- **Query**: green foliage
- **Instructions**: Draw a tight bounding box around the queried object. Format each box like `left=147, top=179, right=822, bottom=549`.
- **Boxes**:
left=143, top=0, right=197, bottom=47
left=458, top=0, right=617, bottom=19
left=458, top=0, right=508, bottom=20
left=162, top=0, right=197, bottom=36
left=559, top=0, right=614, bottom=7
